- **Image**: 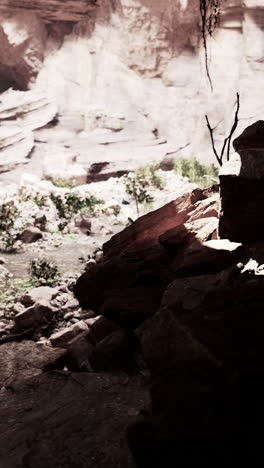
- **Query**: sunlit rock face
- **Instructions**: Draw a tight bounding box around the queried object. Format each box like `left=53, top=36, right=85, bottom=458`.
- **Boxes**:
left=0, top=0, right=263, bottom=166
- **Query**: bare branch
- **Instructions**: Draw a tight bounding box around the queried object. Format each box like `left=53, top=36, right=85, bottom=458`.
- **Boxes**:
left=226, top=92, right=240, bottom=161
left=205, top=92, right=240, bottom=167
left=205, top=115, right=222, bottom=166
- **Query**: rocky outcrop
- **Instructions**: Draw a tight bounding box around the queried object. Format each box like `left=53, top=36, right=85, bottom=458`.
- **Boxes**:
left=0, top=88, right=57, bottom=172
left=0, top=0, right=263, bottom=181
left=0, top=0, right=98, bottom=23
left=0, top=10, right=46, bottom=91
left=0, top=88, right=57, bottom=130
left=104, top=186, right=219, bottom=258
left=72, top=125, right=264, bottom=464
left=219, top=120, right=264, bottom=242
left=0, top=126, right=34, bottom=172
left=74, top=185, right=225, bottom=329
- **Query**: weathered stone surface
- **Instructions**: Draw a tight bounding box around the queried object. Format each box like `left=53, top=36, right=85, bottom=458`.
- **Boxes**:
left=219, top=121, right=264, bottom=242
left=187, top=192, right=220, bottom=222
left=159, top=216, right=218, bottom=249
left=87, top=316, right=121, bottom=344
left=0, top=340, right=65, bottom=388
left=0, top=11, right=46, bottom=90
left=15, top=300, right=55, bottom=329
left=171, top=239, right=246, bottom=277
left=66, top=331, right=94, bottom=371
left=20, top=286, right=59, bottom=307
left=19, top=225, right=43, bottom=243
left=75, top=245, right=169, bottom=329
left=0, top=89, right=57, bottom=131
left=0, top=126, right=34, bottom=172
left=0, top=0, right=98, bottom=23
left=75, top=189, right=225, bottom=329
left=49, top=320, right=88, bottom=348
left=0, top=372, right=148, bottom=468
left=0, top=0, right=263, bottom=180
left=0, top=89, right=57, bottom=172
left=103, top=188, right=206, bottom=258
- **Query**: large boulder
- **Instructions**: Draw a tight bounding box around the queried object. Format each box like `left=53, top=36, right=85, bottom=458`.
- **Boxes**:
left=103, top=187, right=218, bottom=258
left=75, top=188, right=245, bottom=330
left=219, top=121, right=264, bottom=242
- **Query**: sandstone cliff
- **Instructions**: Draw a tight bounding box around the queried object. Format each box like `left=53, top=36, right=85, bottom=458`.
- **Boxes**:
left=0, top=0, right=263, bottom=170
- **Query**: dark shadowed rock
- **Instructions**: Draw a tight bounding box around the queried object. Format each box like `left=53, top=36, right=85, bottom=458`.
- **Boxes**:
left=66, top=331, right=94, bottom=371
left=171, top=239, right=246, bottom=276
left=87, top=316, right=121, bottom=344
left=0, top=341, right=66, bottom=388
left=15, top=300, right=55, bottom=329
left=159, top=216, right=218, bottom=249
left=75, top=244, right=170, bottom=329
left=0, top=372, right=148, bottom=468
left=219, top=121, right=264, bottom=242
left=49, top=320, right=88, bottom=348
left=134, top=262, right=264, bottom=465
left=19, top=226, right=43, bottom=243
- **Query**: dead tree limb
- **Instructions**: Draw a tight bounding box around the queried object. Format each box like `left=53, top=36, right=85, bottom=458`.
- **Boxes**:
left=205, top=115, right=222, bottom=166
left=205, top=92, right=240, bottom=166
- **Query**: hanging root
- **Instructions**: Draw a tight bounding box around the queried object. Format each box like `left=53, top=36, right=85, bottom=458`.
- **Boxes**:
left=200, top=0, right=223, bottom=91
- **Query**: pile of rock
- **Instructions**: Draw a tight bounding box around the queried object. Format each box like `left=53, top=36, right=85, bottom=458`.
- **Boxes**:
left=73, top=121, right=264, bottom=465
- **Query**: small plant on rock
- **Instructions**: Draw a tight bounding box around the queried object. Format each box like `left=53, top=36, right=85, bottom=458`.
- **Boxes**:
left=30, top=257, right=60, bottom=285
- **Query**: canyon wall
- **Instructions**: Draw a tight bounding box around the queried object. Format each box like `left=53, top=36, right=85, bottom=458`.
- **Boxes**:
left=0, top=0, right=263, bottom=169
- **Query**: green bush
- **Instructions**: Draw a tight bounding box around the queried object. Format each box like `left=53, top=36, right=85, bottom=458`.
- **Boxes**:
left=30, top=257, right=60, bottom=284
left=123, top=163, right=164, bottom=216
left=174, top=157, right=218, bottom=188
left=18, top=187, right=48, bottom=207
left=50, top=192, right=100, bottom=231
left=50, top=178, right=80, bottom=189
left=0, top=201, right=21, bottom=252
